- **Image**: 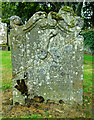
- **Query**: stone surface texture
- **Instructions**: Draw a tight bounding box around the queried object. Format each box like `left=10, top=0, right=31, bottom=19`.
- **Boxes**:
left=0, top=19, right=7, bottom=45
left=10, top=6, right=84, bottom=105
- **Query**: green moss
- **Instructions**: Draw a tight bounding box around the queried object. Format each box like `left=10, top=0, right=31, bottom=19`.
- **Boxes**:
left=70, top=18, right=75, bottom=23
left=68, top=24, right=75, bottom=29
left=67, top=18, right=75, bottom=29
left=61, top=6, right=77, bottom=16
left=65, top=18, right=75, bottom=29
left=50, top=11, right=64, bottom=20
left=0, top=44, right=8, bottom=47
left=61, top=6, right=73, bottom=12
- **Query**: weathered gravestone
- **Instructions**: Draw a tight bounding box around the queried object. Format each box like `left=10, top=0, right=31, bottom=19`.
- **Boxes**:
left=0, top=19, right=8, bottom=50
left=10, top=6, right=84, bottom=105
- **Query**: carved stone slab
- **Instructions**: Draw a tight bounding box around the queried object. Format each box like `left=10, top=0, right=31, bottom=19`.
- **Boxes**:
left=10, top=6, right=84, bottom=105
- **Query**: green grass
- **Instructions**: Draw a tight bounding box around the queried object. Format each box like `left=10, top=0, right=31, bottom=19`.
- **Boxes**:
left=84, top=54, right=92, bottom=62
left=0, top=51, right=12, bottom=90
left=1, top=51, right=12, bottom=69
left=83, top=53, right=93, bottom=93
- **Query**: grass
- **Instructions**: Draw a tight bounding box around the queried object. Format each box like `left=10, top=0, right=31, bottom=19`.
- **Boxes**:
left=21, top=114, right=45, bottom=118
left=0, top=51, right=12, bottom=90
left=84, top=53, right=92, bottom=62
left=83, top=53, right=93, bottom=93
left=0, top=51, right=93, bottom=118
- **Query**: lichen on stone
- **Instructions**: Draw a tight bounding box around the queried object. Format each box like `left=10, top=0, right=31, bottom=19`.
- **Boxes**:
left=60, top=6, right=77, bottom=16
left=49, top=11, right=64, bottom=20
left=10, top=6, right=84, bottom=105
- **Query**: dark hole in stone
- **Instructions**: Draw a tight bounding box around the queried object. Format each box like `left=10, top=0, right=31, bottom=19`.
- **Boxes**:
left=60, top=72, right=65, bottom=76
left=15, top=79, right=29, bottom=97
left=41, top=50, right=43, bottom=52
left=17, top=80, right=20, bottom=85
left=57, top=55, right=60, bottom=58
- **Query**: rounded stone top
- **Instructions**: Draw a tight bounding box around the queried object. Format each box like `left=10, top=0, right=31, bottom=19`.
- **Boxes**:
left=9, top=15, right=23, bottom=26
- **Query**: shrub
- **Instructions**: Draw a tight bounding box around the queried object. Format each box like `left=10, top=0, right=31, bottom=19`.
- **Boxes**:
left=81, top=30, right=94, bottom=54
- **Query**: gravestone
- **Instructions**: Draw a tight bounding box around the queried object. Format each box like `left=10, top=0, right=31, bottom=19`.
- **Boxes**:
left=0, top=19, right=7, bottom=50
left=0, top=18, right=10, bottom=51
left=10, top=6, right=84, bottom=105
